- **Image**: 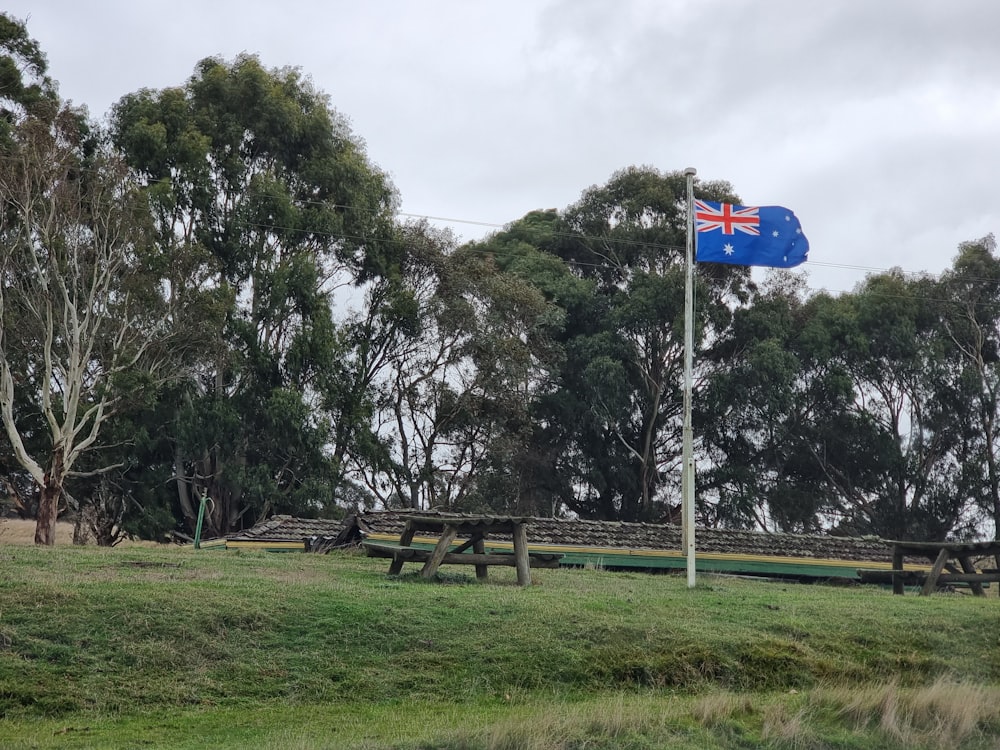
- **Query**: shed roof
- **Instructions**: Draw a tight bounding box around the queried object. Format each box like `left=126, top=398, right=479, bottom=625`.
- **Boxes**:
left=230, top=510, right=894, bottom=563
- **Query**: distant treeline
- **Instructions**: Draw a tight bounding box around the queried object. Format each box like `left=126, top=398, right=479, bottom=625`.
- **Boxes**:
left=2, top=15, right=997, bottom=544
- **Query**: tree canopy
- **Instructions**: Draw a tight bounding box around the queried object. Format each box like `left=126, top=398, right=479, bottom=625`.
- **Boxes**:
left=108, top=54, right=399, bottom=538
left=0, top=13, right=57, bottom=137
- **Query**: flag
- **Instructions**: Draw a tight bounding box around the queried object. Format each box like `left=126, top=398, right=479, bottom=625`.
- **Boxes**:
left=694, top=199, right=809, bottom=268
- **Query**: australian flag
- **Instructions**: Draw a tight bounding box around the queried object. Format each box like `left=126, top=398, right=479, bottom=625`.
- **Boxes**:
left=694, top=199, right=809, bottom=268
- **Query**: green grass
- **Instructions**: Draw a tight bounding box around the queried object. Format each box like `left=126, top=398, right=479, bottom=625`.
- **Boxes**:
left=1, top=545, right=999, bottom=748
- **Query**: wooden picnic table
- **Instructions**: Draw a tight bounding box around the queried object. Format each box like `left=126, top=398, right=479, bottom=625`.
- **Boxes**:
left=884, top=540, right=1000, bottom=596
left=362, top=514, right=561, bottom=586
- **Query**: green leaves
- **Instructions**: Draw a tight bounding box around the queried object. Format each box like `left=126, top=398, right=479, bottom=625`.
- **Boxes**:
left=699, top=256, right=1000, bottom=538
left=0, top=13, right=57, bottom=136
left=106, top=55, right=401, bottom=534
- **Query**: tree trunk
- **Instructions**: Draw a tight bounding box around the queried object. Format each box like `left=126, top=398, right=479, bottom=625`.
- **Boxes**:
left=34, top=454, right=64, bottom=546
left=174, top=444, right=199, bottom=532
left=35, top=478, right=62, bottom=547
left=73, top=505, right=95, bottom=545
left=986, top=412, right=1000, bottom=542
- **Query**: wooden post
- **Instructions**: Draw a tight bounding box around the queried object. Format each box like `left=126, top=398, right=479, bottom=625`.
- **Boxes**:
left=957, top=555, right=986, bottom=597
left=512, top=522, right=531, bottom=586
left=389, top=520, right=417, bottom=575
left=472, top=536, right=488, bottom=580
left=920, top=548, right=951, bottom=596
left=892, top=545, right=905, bottom=595
left=451, top=533, right=483, bottom=554
left=420, top=525, right=458, bottom=579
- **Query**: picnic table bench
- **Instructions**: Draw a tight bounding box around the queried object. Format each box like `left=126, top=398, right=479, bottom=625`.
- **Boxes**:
left=362, top=514, right=562, bottom=586
left=860, top=540, right=1000, bottom=596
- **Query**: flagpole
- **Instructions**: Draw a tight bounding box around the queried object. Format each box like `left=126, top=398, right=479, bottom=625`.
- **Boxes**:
left=682, top=167, right=697, bottom=588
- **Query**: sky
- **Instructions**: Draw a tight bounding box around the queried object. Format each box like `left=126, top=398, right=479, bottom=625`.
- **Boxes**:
left=7, top=0, right=1000, bottom=295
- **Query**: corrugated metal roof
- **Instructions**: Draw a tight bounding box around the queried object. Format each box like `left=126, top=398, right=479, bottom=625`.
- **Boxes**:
left=230, top=511, right=895, bottom=563
left=231, top=515, right=346, bottom=540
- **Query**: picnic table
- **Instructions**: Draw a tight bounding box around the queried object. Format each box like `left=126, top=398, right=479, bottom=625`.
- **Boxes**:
left=875, top=540, right=1000, bottom=596
left=362, top=514, right=562, bottom=586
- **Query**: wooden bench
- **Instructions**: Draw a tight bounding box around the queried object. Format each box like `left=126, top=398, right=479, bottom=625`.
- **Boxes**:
left=858, top=567, right=995, bottom=593
left=885, top=540, right=1000, bottom=596
left=363, top=541, right=562, bottom=569
left=364, top=514, right=562, bottom=586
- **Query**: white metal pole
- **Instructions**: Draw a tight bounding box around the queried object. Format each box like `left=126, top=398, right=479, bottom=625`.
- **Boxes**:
left=682, top=167, right=697, bottom=588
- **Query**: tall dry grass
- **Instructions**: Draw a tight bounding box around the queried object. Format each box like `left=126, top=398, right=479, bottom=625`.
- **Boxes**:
left=452, top=682, right=1000, bottom=750
left=0, top=518, right=74, bottom=545
left=815, top=678, right=1000, bottom=749
left=0, top=518, right=163, bottom=546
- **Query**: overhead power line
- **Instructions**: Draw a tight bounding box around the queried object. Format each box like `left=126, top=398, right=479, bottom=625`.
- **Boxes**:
left=0, top=148, right=991, bottom=285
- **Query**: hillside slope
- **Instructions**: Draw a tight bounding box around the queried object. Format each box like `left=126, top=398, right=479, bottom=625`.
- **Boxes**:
left=1, top=545, right=998, bottom=748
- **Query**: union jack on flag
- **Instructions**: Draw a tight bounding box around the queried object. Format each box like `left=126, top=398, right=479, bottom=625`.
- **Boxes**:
left=695, top=200, right=760, bottom=236
left=694, top=199, right=809, bottom=268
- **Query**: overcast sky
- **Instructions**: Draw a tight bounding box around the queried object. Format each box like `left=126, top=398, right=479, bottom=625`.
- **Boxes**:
left=8, top=0, right=1000, bottom=294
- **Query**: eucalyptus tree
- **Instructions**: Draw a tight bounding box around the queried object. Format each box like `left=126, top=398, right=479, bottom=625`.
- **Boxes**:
left=515, top=167, right=747, bottom=521
left=699, top=275, right=908, bottom=532
left=338, top=220, right=448, bottom=510
left=457, top=210, right=587, bottom=516
left=700, top=276, right=830, bottom=531
left=0, top=106, right=164, bottom=545
left=703, top=268, right=973, bottom=539
left=0, top=13, right=56, bottom=517
left=833, top=271, right=971, bottom=539
left=0, top=12, right=57, bottom=140
left=349, top=219, right=563, bottom=512
left=433, top=168, right=751, bottom=522
left=938, top=235, right=1000, bottom=538
left=111, top=55, right=398, bottom=535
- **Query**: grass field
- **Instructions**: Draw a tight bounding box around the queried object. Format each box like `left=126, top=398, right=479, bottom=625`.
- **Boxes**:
left=1, top=539, right=999, bottom=749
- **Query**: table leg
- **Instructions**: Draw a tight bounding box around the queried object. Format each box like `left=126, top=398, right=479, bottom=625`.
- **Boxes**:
left=921, top=548, right=950, bottom=596
left=421, top=525, right=458, bottom=579
left=892, top=546, right=905, bottom=595
left=513, top=523, right=531, bottom=586
left=473, top=536, right=488, bottom=580
left=389, top=520, right=416, bottom=575
left=957, top=555, right=986, bottom=597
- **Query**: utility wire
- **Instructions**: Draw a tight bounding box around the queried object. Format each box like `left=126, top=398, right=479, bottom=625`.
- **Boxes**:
left=182, top=217, right=1000, bottom=316
left=233, top=212, right=995, bottom=293
left=2, top=148, right=995, bottom=286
